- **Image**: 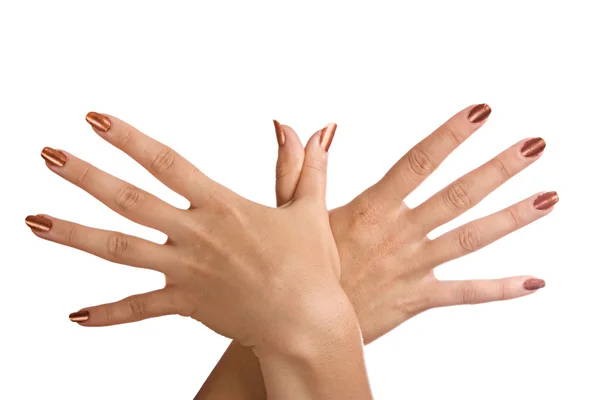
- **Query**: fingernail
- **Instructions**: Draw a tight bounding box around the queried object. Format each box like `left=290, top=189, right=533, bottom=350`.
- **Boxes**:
left=521, top=138, right=546, bottom=158
left=41, top=147, right=67, bottom=167
left=273, top=120, right=286, bottom=146
left=319, top=123, right=337, bottom=152
left=534, top=191, right=559, bottom=211
left=467, top=103, right=492, bottom=123
left=69, top=310, right=90, bottom=322
left=25, top=215, right=52, bottom=232
left=523, top=278, right=545, bottom=291
left=86, top=112, right=111, bottom=132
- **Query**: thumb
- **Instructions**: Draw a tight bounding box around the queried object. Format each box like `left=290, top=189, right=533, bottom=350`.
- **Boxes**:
left=68, top=288, right=179, bottom=326
left=293, top=123, right=337, bottom=203
left=274, top=120, right=305, bottom=206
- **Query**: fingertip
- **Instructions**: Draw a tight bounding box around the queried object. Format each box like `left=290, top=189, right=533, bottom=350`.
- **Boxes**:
left=319, top=122, right=337, bottom=152
left=69, top=310, right=90, bottom=324
left=25, top=214, right=53, bottom=233
left=533, top=191, right=559, bottom=212
left=40, top=147, right=67, bottom=168
left=274, top=123, right=304, bottom=206
left=523, top=278, right=546, bottom=291
left=85, top=111, right=111, bottom=132
left=273, top=119, right=286, bottom=146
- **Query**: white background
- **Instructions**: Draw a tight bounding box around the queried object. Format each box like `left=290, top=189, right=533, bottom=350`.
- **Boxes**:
left=1, top=1, right=598, bottom=399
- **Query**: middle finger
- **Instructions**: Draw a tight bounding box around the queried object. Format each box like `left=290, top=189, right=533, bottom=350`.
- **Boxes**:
left=41, top=147, right=185, bottom=235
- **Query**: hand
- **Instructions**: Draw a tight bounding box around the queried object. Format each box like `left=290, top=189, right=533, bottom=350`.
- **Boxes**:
left=26, top=113, right=373, bottom=399
left=195, top=104, right=557, bottom=399
left=276, top=103, right=556, bottom=343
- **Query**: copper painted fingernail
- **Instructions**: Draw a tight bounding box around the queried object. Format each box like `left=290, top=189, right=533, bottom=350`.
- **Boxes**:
left=467, top=103, right=492, bottom=123
left=319, top=123, right=337, bottom=152
left=25, top=215, right=52, bottom=232
left=534, top=191, right=559, bottom=211
left=273, top=120, right=286, bottom=146
left=41, top=147, right=67, bottom=167
left=521, top=138, right=546, bottom=158
left=69, top=310, right=90, bottom=322
left=85, top=112, right=111, bottom=132
left=523, top=278, right=545, bottom=291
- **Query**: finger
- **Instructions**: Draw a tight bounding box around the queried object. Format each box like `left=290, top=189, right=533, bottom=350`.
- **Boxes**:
left=41, top=147, right=183, bottom=234
left=68, top=288, right=179, bottom=326
left=293, top=123, right=336, bottom=202
left=273, top=120, right=305, bottom=206
left=430, top=276, right=546, bottom=308
left=422, top=191, right=559, bottom=267
left=25, top=214, right=179, bottom=275
left=369, top=104, right=491, bottom=208
left=85, top=112, right=212, bottom=203
left=411, top=137, right=546, bottom=235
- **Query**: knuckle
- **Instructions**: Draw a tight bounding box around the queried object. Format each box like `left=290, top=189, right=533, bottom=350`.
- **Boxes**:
left=103, top=306, right=114, bottom=323
left=127, top=297, right=148, bottom=319
left=119, top=130, right=134, bottom=148
left=444, top=179, right=473, bottom=211
left=505, top=208, right=520, bottom=230
left=496, top=281, right=508, bottom=301
left=351, top=192, right=382, bottom=229
left=490, top=157, right=511, bottom=180
left=303, top=157, right=328, bottom=175
left=151, top=147, right=175, bottom=174
left=76, top=166, right=91, bottom=187
left=65, top=224, right=78, bottom=247
left=457, top=225, right=481, bottom=253
left=207, top=192, right=244, bottom=225
left=115, top=186, right=143, bottom=211
left=107, top=233, right=129, bottom=259
left=440, top=123, right=463, bottom=146
left=406, top=145, right=435, bottom=178
left=459, top=283, right=478, bottom=305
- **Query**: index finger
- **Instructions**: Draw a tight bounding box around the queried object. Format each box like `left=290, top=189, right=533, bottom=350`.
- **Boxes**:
left=368, top=104, right=491, bottom=209
left=86, top=112, right=214, bottom=204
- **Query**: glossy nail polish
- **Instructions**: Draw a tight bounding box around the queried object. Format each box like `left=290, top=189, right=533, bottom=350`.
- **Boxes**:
left=69, top=311, right=90, bottom=322
left=521, top=138, right=546, bottom=158
left=273, top=120, right=286, bottom=146
left=319, top=123, right=337, bottom=152
left=25, top=215, right=52, bottom=232
left=523, top=278, right=546, bottom=291
left=85, top=112, right=111, bottom=132
left=467, top=104, right=492, bottom=123
left=534, top=191, right=559, bottom=211
left=41, top=147, right=67, bottom=167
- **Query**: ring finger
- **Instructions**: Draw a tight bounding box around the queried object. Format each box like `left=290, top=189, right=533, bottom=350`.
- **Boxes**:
left=410, top=137, right=546, bottom=236
left=421, top=191, right=559, bottom=268
left=25, top=214, right=180, bottom=275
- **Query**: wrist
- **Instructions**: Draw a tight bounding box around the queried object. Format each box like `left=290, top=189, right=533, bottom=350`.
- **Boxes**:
left=253, top=298, right=371, bottom=399
left=252, top=291, right=360, bottom=360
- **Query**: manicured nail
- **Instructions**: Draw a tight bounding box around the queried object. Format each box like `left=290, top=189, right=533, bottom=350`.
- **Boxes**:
left=521, top=138, right=546, bottom=158
left=319, top=123, right=337, bottom=152
left=523, top=278, right=545, bottom=291
left=534, top=191, right=559, bottom=211
left=69, top=310, right=90, bottom=322
left=25, top=215, right=52, bottom=232
left=41, top=147, right=67, bottom=167
left=85, top=112, right=111, bottom=132
left=273, top=120, right=286, bottom=146
left=467, top=103, right=492, bottom=123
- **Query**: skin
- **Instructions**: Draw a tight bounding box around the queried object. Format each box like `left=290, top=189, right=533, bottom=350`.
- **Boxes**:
left=196, top=104, right=556, bottom=399
left=27, top=116, right=373, bottom=399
